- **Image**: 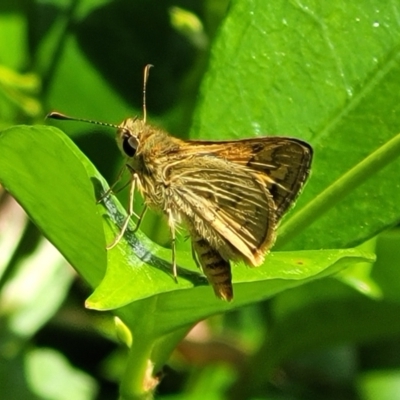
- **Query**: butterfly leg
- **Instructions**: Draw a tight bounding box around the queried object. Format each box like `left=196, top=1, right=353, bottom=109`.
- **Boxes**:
left=107, top=173, right=138, bottom=249
left=166, top=208, right=178, bottom=282
left=132, top=205, right=147, bottom=233
left=192, top=236, right=233, bottom=301
left=191, top=244, right=202, bottom=270
left=97, top=164, right=128, bottom=204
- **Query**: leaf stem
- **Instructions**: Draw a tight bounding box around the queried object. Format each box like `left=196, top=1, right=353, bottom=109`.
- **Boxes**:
left=276, top=132, right=400, bottom=248
left=119, top=338, right=157, bottom=400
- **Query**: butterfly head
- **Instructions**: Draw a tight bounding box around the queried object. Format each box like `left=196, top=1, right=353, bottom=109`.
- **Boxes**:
left=116, top=116, right=146, bottom=159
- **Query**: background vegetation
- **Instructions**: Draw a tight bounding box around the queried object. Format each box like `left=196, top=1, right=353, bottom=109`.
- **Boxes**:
left=1, top=0, right=400, bottom=399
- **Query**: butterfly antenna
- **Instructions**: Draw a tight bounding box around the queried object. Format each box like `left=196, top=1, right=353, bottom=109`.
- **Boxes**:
left=143, top=64, right=153, bottom=123
left=46, top=112, right=120, bottom=129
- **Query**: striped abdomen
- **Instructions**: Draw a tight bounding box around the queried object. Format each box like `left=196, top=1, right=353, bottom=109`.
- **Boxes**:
left=192, top=236, right=233, bottom=301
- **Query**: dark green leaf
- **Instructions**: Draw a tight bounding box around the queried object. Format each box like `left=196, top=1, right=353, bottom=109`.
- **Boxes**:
left=192, top=0, right=400, bottom=251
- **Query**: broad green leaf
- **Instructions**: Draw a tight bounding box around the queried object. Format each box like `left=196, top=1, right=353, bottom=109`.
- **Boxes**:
left=192, top=0, right=400, bottom=251
left=0, top=125, right=106, bottom=287
left=89, top=237, right=374, bottom=312
left=97, top=248, right=375, bottom=340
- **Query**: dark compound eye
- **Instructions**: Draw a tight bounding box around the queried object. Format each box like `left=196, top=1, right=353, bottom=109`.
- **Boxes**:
left=122, top=135, right=138, bottom=157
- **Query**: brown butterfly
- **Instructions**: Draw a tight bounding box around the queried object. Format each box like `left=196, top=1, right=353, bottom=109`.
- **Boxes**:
left=48, top=65, right=313, bottom=301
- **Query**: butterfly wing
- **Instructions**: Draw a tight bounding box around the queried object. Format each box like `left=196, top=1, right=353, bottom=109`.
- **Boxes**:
left=184, top=137, right=313, bottom=219
left=167, top=153, right=277, bottom=266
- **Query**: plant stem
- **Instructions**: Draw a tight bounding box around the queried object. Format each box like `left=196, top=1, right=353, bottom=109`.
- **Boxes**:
left=119, top=337, right=157, bottom=400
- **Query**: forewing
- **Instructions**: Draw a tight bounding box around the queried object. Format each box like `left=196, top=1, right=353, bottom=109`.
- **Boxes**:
left=184, top=137, right=313, bottom=220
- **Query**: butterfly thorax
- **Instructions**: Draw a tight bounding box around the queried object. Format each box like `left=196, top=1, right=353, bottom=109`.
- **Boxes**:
left=117, top=118, right=184, bottom=212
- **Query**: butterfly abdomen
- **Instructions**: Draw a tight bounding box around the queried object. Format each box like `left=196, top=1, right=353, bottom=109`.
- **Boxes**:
left=192, top=236, right=233, bottom=301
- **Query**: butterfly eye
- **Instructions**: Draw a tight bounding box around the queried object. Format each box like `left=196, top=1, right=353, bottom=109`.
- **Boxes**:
left=122, top=135, right=138, bottom=157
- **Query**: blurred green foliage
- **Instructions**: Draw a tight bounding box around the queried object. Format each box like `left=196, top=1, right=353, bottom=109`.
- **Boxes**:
left=1, top=1, right=400, bottom=399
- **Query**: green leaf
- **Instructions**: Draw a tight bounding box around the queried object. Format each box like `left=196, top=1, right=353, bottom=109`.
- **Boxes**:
left=357, top=370, right=400, bottom=400
left=95, top=248, right=374, bottom=341
left=0, top=125, right=106, bottom=288
left=192, top=0, right=400, bottom=251
left=25, top=348, right=98, bottom=400
left=88, top=241, right=374, bottom=315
